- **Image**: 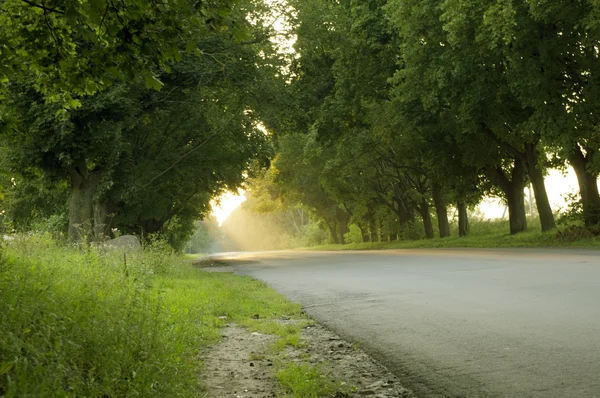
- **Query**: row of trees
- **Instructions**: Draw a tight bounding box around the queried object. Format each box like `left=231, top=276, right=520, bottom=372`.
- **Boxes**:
left=4, top=0, right=600, bottom=249
left=0, top=0, right=285, bottom=248
left=243, top=0, right=600, bottom=244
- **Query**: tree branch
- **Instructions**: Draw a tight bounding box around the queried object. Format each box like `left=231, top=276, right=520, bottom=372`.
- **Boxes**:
left=20, top=0, right=64, bottom=14
left=140, top=133, right=218, bottom=190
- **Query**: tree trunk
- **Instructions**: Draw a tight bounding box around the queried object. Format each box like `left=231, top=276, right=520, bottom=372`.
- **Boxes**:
left=397, top=199, right=415, bottom=225
left=368, top=217, right=378, bottom=242
left=417, top=200, right=435, bottom=239
left=290, top=210, right=301, bottom=234
left=524, top=144, right=555, bottom=231
left=505, top=183, right=527, bottom=234
left=337, top=211, right=350, bottom=244
left=68, top=166, right=97, bottom=242
left=396, top=197, right=415, bottom=239
left=432, top=183, right=450, bottom=238
left=458, top=201, right=469, bottom=237
left=358, top=224, right=370, bottom=243
left=486, top=159, right=527, bottom=234
left=327, top=222, right=339, bottom=244
left=568, top=147, right=600, bottom=226
left=93, top=199, right=111, bottom=241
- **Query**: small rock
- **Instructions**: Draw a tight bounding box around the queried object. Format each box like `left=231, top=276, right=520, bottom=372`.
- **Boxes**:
left=105, top=235, right=142, bottom=252
left=251, top=332, right=262, bottom=336
left=219, top=316, right=228, bottom=320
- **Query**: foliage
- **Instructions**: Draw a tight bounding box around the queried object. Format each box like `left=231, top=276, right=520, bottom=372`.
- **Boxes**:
left=4, top=0, right=600, bottom=249
left=241, top=0, right=600, bottom=243
left=0, top=0, right=279, bottom=246
left=300, top=221, right=330, bottom=247
left=343, top=224, right=363, bottom=245
left=0, top=0, right=240, bottom=97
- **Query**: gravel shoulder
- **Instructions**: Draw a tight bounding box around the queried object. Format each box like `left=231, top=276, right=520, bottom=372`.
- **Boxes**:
left=200, top=319, right=414, bottom=397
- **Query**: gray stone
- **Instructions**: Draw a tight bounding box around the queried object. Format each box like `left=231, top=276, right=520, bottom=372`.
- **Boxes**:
left=106, top=235, right=142, bottom=252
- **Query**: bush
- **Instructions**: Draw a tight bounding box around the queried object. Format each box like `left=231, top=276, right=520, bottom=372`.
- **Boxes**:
left=343, top=224, right=363, bottom=244
left=299, top=222, right=329, bottom=247
left=555, top=225, right=600, bottom=242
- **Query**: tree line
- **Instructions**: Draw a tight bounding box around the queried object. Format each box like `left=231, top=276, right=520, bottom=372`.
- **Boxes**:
left=2, top=0, right=600, bottom=249
left=243, top=0, right=600, bottom=245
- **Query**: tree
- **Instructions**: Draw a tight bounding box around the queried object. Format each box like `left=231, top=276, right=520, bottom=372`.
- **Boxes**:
left=1, top=3, right=278, bottom=244
left=470, top=0, right=600, bottom=226
left=0, top=0, right=240, bottom=97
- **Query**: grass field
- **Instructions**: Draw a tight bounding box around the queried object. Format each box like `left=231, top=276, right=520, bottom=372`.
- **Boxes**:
left=0, top=235, right=304, bottom=397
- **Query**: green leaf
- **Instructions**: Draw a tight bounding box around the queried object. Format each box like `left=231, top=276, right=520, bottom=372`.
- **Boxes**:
left=186, top=41, right=197, bottom=52
left=144, top=75, right=164, bottom=91
left=0, top=361, right=13, bottom=376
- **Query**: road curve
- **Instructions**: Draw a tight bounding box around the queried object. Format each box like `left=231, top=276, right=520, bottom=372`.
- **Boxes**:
left=214, top=249, right=600, bottom=398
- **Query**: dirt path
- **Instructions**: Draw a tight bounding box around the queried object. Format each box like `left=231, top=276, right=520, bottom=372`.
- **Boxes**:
left=201, top=326, right=280, bottom=397
left=200, top=320, right=414, bottom=397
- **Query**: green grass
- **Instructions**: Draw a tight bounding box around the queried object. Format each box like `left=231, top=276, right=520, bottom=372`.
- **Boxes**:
left=311, top=218, right=600, bottom=251
left=277, top=363, right=345, bottom=398
left=0, top=235, right=302, bottom=397
left=239, top=318, right=311, bottom=352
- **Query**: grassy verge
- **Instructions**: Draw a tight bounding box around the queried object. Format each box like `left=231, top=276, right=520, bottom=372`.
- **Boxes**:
left=0, top=235, right=303, bottom=397
left=277, top=363, right=343, bottom=398
left=311, top=219, right=600, bottom=251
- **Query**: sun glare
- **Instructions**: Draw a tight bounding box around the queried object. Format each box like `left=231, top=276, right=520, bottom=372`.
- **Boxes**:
left=476, top=168, right=579, bottom=218
left=211, top=190, right=247, bottom=226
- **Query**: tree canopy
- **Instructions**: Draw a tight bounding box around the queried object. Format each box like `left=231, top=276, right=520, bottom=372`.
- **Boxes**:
left=3, top=0, right=600, bottom=249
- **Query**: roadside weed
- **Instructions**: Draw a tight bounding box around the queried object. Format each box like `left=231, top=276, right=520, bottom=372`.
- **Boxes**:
left=277, top=363, right=346, bottom=398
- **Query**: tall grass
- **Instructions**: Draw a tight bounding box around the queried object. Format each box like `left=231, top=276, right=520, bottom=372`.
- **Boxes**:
left=0, top=235, right=301, bottom=397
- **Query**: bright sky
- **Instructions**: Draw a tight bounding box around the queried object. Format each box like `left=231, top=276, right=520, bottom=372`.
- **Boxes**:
left=211, top=190, right=246, bottom=226
left=477, top=168, right=579, bottom=219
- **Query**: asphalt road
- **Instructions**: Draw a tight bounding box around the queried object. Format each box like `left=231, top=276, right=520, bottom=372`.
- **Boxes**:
left=214, top=249, right=600, bottom=398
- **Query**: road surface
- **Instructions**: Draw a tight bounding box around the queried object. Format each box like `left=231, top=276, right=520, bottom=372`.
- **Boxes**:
left=212, top=249, right=600, bottom=397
